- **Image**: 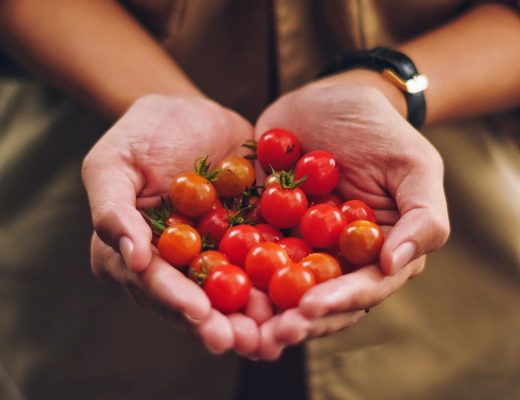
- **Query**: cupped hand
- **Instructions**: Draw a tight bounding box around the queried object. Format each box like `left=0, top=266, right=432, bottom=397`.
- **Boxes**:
left=253, top=81, right=450, bottom=358
left=82, top=94, right=271, bottom=355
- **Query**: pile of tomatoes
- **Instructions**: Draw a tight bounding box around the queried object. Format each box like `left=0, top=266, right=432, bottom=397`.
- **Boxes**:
left=144, top=129, right=384, bottom=314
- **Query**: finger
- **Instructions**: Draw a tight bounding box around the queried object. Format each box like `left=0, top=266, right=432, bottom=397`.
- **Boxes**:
left=255, top=316, right=285, bottom=361
left=274, top=309, right=364, bottom=344
left=82, top=149, right=152, bottom=273
left=228, top=313, right=260, bottom=356
left=92, top=234, right=211, bottom=322
left=381, top=153, right=450, bottom=275
left=195, top=310, right=234, bottom=354
left=299, top=257, right=425, bottom=319
left=244, top=288, right=273, bottom=324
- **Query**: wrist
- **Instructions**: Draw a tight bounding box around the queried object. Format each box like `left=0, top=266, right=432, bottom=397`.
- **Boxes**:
left=312, top=69, right=408, bottom=118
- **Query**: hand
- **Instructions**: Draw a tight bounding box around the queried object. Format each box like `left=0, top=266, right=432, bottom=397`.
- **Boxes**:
left=82, top=94, right=270, bottom=355
left=253, top=79, right=450, bottom=358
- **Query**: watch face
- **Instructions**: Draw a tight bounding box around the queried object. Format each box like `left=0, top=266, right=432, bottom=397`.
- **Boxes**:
left=406, top=74, right=429, bottom=94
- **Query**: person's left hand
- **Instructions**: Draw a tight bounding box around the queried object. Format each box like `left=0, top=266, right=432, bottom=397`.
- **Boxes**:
left=251, top=76, right=449, bottom=359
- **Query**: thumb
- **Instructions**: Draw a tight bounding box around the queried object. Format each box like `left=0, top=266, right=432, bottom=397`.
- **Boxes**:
left=82, top=152, right=152, bottom=273
left=380, top=154, right=450, bottom=275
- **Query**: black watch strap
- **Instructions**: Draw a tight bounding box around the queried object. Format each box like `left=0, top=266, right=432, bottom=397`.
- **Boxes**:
left=320, top=47, right=428, bottom=129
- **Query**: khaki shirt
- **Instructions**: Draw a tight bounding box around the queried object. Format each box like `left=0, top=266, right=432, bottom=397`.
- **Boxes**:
left=0, top=1, right=519, bottom=399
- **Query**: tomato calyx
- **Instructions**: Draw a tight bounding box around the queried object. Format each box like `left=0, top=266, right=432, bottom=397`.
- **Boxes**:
left=201, top=233, right=217, bottom=251
left=242, top=139, right=257, bottom=161
left=143, top=196, right=171, bottom=236
left=224, top=205, right=255, bottom=227
left=194, top=156, right=220, bottom=182
left=231, top=183, right=262, bottom=211
left=270, top=167, right=308, bottom=190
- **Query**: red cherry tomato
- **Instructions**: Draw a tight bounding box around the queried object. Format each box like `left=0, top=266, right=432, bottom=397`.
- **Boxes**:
left=204, top=265, right=251, bottom=313
left=197, top=208, right=233, bottom=247
left=300, top=253, right=341, bottom=283
left=255, top=224, right=284, bottom=242
left=245, top=242, right=291, bottom=291
left=260, top=183, right=308, bottom=229
left=309, top=193, right=342, bottom=207
left=257, top=128, right=302, bottom=172
left=295, top=151, right=340, bottom=196
left=188, top=250, right=230, bottom=285
left=219, top=225, right=264, bottom=267
left=277, top=237, right=313, bottom=262
left=299, top=204, right=346, bottom=249
left=339, top=221, right=384, bottom=266
left=166, top=212, right=194, bottom=227
left=340, top=200, right=376, bottom=224
left=214, top=156, right=255, bottom=198
left=269, top=263, right=316, bottom=310
left=170, top=172, right=216, bottom=217
left=157, top=224, right=202, bottom=267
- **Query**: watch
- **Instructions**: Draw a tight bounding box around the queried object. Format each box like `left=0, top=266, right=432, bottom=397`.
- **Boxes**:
left=319, top=47, right=429, bottom=129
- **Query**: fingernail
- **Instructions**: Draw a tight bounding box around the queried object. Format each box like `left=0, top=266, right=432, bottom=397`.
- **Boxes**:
left=391, top=241, right=416, bottom=275
left=119, top=236, right=134, bottom=267
left=183, top=311, right=203, bottom=325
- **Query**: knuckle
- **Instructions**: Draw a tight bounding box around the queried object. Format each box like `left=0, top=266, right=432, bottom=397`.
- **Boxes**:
left=421, top=208, right=450, bottom=250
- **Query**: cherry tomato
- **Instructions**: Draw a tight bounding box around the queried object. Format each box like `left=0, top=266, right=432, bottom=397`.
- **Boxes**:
left=255, top=224, right=284, bottom=242
left=295, top=150, right=340, bottom=196
left=309, top=193, right=342, bottom=207
left=157, top=224, right=202, bottom=267
left=264, top=173, right=279, bottom=188
left=197, top=208, right=233, bottom=247
left=214, top=156, right=255, bottom=198
left=219, top=225, right=264, bottom=266
left=260, top=183, right=308, bottom=229
left=204, top=265, right=251, bottom=313
left=300, top=253, right=341, bottom=283
left=188, top=250, right=230, bottom=285
left=166, top=212, right=194, bottom=227
left=340, top=200, right=376, bottom=224
left=299, top=204, right=346, bottom=249
left=170, top=172, right=216, bottom=217
left=339, top=221, right=384, bottom=266
left=245, top=242, right=291, bottom=291
left=277, top=237, right=313, bottom=262
left=269, top=263, right=316, bottom=310
left=257, top=128, right=301, bottom=172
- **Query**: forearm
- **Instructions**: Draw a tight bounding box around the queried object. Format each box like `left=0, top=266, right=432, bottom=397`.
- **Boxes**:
left=317, top=3, right=520, bottom=126
left=0, top=0, right=202, bottom=120
left=400, top=2, right=520, bottom=124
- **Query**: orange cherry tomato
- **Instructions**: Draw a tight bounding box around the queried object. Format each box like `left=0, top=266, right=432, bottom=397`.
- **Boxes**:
left=214, top=156, right=255, bottom=198
left=264, top=173, right=279, bottom=188
left=269, top=263, right=316, bottom=310
left=188, top=250, right=230, bottom=285
left=157, top=224, right=202, bottom=267
left=300, top=253, right=341, bottom=283
left=339, top=221, right=384, bottom=266
left=170, top=172, right=216, bottom=217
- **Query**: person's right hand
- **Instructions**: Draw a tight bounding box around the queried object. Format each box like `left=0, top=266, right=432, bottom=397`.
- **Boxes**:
left=82, top=94, right=271, bottom=355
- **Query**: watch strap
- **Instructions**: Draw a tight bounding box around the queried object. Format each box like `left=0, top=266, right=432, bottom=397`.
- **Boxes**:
left=320, top=47, right=427, bottom=129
